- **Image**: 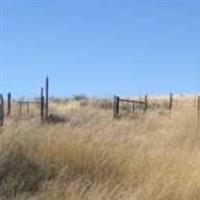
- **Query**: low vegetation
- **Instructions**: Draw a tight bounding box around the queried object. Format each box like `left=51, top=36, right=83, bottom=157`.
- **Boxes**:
left=0, top=96, right=199, bottom=200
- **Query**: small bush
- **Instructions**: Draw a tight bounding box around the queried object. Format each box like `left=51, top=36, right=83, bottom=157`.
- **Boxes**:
left=73, top=95, right=88, bottom=101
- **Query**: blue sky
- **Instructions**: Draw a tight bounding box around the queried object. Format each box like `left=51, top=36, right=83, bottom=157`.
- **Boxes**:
left=0, top=0, right=199, bottom=98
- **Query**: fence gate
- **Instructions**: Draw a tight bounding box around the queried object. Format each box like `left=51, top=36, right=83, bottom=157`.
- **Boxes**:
left=113, top=96, right=148, bottom=118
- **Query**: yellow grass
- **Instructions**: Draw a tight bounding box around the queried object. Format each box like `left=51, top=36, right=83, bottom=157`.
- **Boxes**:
left=0, top=95, right=199, bottom=199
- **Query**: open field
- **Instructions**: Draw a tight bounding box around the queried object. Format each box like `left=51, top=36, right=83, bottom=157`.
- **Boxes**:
left=0, top=95, right=199, bottom=200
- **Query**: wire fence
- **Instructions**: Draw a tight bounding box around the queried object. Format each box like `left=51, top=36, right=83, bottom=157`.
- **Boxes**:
left=0, top=77, right=199, bottom=126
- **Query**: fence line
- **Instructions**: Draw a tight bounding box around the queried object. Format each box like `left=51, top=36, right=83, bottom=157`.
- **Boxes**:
left=0, top=77, right=199, bottom=126
left=0, top=76, right=50, bottom=124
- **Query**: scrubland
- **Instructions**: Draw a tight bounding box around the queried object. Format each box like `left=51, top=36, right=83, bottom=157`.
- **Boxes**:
left=0, top=95, right=199, bottom=200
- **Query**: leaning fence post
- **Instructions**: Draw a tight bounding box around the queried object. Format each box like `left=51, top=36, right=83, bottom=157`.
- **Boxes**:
left=0, top=94, right=4, bottom=126
left=113, top=96, right=120, bottom=118
left=45, top=76, right=49, bottom=119
left=7, top=92, right=11, bottom=116
left=169, top=93, right=173, bottom=110
left=144, top=94, right=148, bottom=113
left=40, top=87, right=44, bottom=120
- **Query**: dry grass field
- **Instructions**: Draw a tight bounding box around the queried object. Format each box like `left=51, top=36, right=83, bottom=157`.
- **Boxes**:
left=0, top=95, right=199, bottom=200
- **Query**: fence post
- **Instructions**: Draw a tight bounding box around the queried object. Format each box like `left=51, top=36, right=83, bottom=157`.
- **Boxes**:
left=198, top=96, right=200, bottom=123
left=19, top=101, right=22, bottom=115
left=132, top=103, right=135, bottom=113
left=7, top=92, right=11, bottom=116
left=113, top=96, right=120, bottom=118
left=45, top=76, right=49, bottom=119
left=0, top=94, right=4, bottom=126
left=27, top=102, right=30, bottom=116
left=144, top=94, right=148, bottom=113
left=41, top=87, right=44, bottom=121
left=169, top=93, right=173, bottom=110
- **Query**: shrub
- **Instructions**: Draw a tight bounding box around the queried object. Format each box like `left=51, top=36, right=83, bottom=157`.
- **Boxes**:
left=73, top=95, right=88, bottom=101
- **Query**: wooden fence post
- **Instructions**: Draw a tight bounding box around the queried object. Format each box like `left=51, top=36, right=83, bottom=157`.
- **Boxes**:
left=41, top=87, right=44, bottom=120
left=19, top=101, right=22, bottom=115
left=169, top=93, right=173, bottom=110
left=0, top=94, right=4, bottom=126
left=45, top=77, right=49, bottom=119
left=198, top=96, right=200, bottom=122
left=144, top=94, right=148, bottom=113
left=7, top=92, right=11, bottom=116
left=26, top=102, right=30, bottom=116
left=132, top=103, right=135, bottom=113
left=113, top=96, right=120, bottom=118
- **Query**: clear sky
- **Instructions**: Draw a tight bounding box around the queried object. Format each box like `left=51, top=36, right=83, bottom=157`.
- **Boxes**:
left=0, top=0, right=199, bottom=98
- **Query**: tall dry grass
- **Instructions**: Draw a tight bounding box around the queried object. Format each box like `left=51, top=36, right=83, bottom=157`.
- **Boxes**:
left=0, top=95, right=199, bottom=200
